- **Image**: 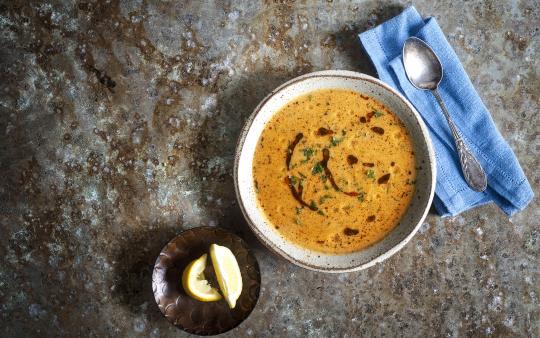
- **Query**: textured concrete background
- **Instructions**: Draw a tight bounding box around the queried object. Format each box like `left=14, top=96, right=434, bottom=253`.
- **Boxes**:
left=0, top=0, right=538, bottom=337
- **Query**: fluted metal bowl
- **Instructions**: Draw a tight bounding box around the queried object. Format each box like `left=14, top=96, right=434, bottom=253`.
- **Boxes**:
left=152, top=227, right=260, bottom=335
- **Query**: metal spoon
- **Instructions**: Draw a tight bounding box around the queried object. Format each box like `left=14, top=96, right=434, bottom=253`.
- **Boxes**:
left=402, top=37, right=487, bottom=192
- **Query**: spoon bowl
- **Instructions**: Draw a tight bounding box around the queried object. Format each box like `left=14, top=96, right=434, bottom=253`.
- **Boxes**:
left=403, top=37, right=443, bottom=90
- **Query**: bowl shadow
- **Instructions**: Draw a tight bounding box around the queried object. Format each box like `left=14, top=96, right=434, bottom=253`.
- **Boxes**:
left=327, top=2, right=406, bottom=76
left=111, top=226, right=180, bottom=320
left=109, top=72, right=297, bottom=319
left=196, top=71, right=310, bottom=255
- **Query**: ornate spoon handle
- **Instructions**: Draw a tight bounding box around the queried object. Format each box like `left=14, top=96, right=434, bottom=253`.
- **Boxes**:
left=432, top=89, right=487, bottom=192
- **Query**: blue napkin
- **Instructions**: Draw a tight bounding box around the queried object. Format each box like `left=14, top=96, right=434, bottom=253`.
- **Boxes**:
left=358, top=6, right=533, bottom=217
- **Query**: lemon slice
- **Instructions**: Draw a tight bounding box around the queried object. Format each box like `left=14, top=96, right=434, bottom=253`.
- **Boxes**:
left=181, top=254, right=222, bottom=302
left=209, top=244, right=243, bottom=309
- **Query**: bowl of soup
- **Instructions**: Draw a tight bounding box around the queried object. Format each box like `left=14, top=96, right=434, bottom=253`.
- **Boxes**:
left=234, top=70, right=436, bottom=272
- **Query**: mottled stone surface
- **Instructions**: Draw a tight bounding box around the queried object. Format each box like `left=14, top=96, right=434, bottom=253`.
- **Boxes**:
left=0, top=0, right=538, bottom=337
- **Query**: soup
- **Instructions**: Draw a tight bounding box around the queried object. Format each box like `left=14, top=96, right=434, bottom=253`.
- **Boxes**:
left=252, top=89, right=416, bottom=254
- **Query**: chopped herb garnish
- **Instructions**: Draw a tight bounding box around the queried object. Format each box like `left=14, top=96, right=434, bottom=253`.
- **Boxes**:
left=366, top=169, right=376, bottom=179
left=324, top=184, right=330, bottom=190
left=289, top=176, right=298, bottom=186
left=309, top=200, right=317, bottom=210
left=312, top=162, right=324, bottom=174
left=374, top=110, right=384, bottom=118
left=301, top=147, right=316, bottom=163
left=299, top=172, right=307, bottom=179
left=307, top=94, right=313, bottom=101
left=294, top=216, right=301, bottom=225
left=317, top=210, right=325, bottom=216
left=357, top=192, right=365, bottom=202
left=320, top=174, right=327, bottom=182
left=295, top=207, right=303, bottom=215
left=330, top=136, right=343, bottom=147
left=319, top=194, right=333, bottom=204
left=302, top=147, right=315, bottom=159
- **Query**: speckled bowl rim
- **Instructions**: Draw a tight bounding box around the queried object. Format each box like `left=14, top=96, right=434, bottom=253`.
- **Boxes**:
left=234, top=70, right=436, bottom=273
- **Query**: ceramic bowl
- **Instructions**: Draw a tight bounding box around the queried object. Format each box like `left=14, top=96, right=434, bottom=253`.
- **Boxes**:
left=234, top=70, right=436, bottom=272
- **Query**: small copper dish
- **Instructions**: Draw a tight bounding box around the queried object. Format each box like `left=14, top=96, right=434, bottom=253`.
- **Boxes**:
left=152, top=226, right=260, bottom=335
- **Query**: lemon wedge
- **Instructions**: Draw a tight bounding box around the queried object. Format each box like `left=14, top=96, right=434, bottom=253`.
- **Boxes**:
left=209, top=244, right=242, bottom=309
left=181, top=254, right=222, bottom=302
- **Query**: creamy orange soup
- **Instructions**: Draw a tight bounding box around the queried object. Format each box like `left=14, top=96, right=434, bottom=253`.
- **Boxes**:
left=252, top=89, right=416, bottom=254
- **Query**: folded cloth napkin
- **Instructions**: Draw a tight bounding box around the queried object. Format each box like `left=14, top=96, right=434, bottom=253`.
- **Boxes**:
left=358, top=6, right=533, bottom=217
